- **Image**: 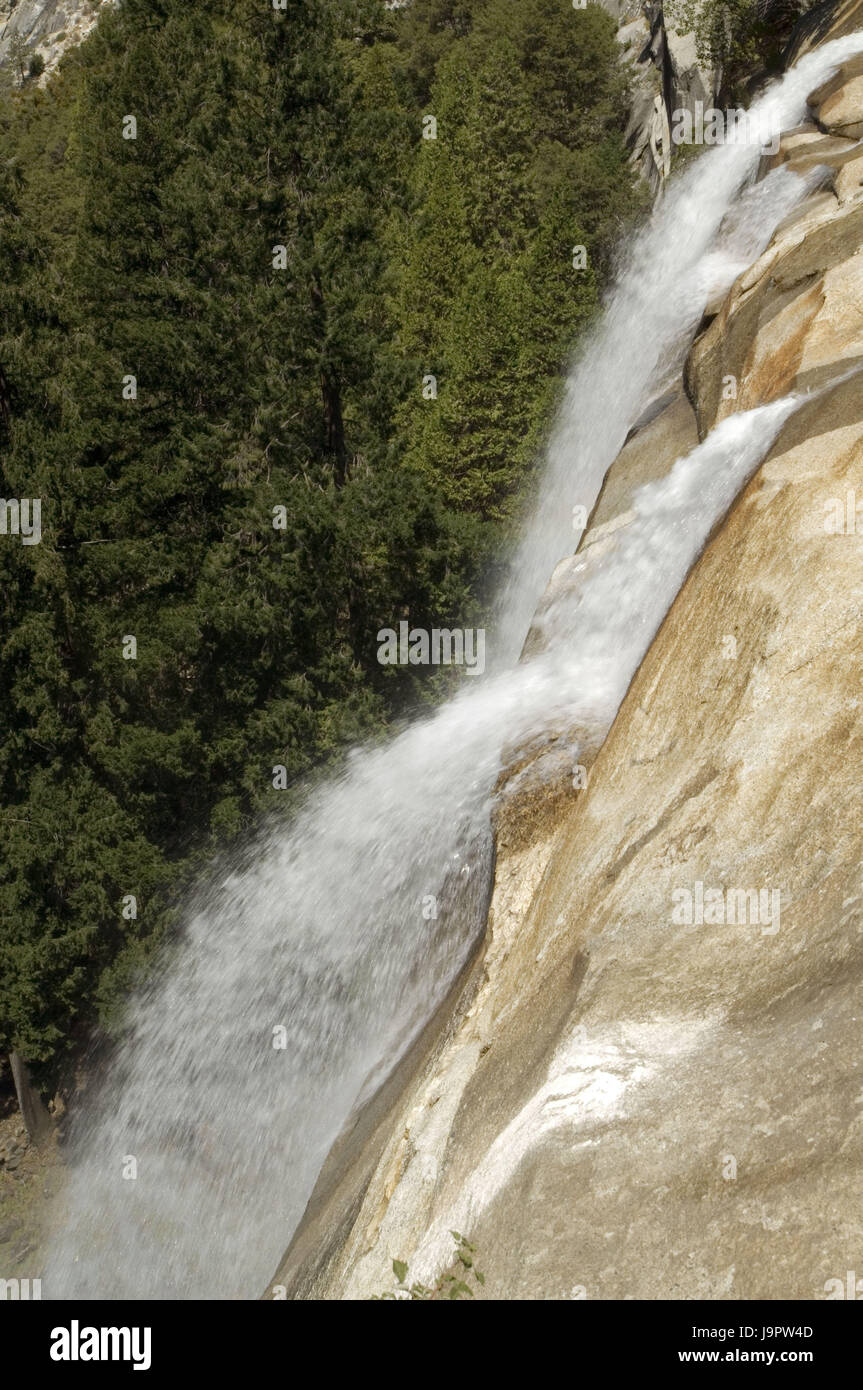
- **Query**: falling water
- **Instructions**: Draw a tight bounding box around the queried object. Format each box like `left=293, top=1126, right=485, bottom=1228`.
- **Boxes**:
left=47, top=34, right=863, bottom=1299
left=499, top=34, right=863, bottom=655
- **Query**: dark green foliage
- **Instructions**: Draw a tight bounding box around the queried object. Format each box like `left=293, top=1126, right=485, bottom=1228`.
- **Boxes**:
left=0, top=0, right=643, bottom=1078
left=392, top=0, right=644, bottom=520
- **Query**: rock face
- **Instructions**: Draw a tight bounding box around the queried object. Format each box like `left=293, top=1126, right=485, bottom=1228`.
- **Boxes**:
left=788, top=0, right=863, bottom=61
left=269, top=16, right=863, bottom=1303
left=618, top=4, right=718, bottom=196
left=0, top=0, right=114, bottom=80
left=688, top=56, right=863, bottom=439
left=809, top=50, right=863, bottom=134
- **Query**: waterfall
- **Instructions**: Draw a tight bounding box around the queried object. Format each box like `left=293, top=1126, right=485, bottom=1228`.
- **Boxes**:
left=46, top=34, right=863, bottom=1300
left=498, top=34, right=863, bottom=656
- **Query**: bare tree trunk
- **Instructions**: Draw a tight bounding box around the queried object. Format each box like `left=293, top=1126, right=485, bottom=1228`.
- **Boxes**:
left=320, top=366, right=347, bottom=486
left=8, top=1051, right=52, bottom=1147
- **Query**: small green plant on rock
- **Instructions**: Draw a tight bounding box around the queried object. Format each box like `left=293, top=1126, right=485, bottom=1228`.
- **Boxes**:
left=372, top=1232, right=486, bottom=1300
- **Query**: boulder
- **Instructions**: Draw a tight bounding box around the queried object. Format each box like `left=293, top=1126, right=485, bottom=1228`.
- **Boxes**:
left=686, top=132, right=863, bottom=437
left=808, top=51, right=863, bottom=136
left=761, top=122, right=859, bottom=176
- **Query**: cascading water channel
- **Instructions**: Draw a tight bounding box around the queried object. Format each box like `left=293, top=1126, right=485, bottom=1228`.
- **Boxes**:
left=46, top=35, right=863, bottom=1300
left=498, top=35, right=863, bottom=655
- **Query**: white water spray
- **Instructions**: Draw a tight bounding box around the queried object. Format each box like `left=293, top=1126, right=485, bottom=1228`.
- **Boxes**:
left=46, top=35, right=863, bottom=1299
left=499, top=34, right=863, bottom=655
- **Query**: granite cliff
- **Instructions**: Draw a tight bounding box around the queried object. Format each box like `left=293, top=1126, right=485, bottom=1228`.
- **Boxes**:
left=0, top=0, right=114, bottom=79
